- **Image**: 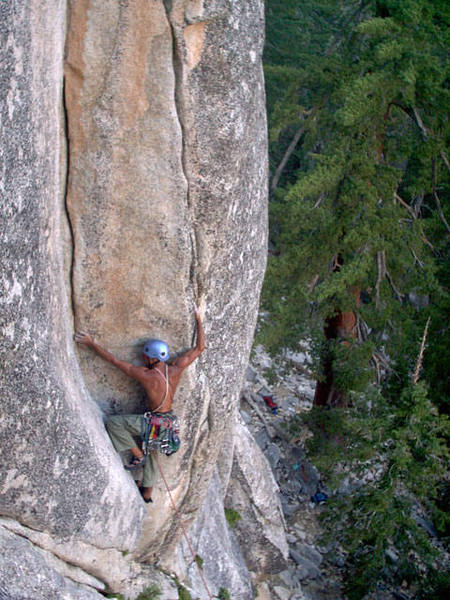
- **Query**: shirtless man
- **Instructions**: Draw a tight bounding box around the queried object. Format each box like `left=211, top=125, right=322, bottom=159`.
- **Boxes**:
left=74, top=306, right=205, bottom=503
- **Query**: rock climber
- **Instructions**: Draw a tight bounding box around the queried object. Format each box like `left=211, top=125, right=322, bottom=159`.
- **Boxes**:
left=74, top=305, right=206, bottom=503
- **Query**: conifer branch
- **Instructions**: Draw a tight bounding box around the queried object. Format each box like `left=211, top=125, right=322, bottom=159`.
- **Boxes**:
left=410, top=246, right=425, bottom=269
left=412, top=107, right=429, bottom=141
left=411, top=108, right=450, bottom=173
left=413, top=192, right=424, bottom=219
left=395, top=192, right=437, bottom=253
left=412, top=317, right=431, bottom=385
left=324, top=0, right=368, bottom=56
left=371, top=353, right=381, bottom=384
left=313, top=193, right=325, bottom=209
left=374, top=350, right=390, bottom=370
left=440, top=150, right=450, bottom=173
left=421, top=232, right=436, bottom=253
left=356, top=313, right=370, bottom=342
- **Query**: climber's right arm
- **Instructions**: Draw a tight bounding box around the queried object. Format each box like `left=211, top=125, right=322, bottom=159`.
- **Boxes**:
left=74, top=332, right=145, bottom=380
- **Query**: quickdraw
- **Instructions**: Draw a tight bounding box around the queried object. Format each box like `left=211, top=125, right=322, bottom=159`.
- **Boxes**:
left=141, top=412, right=181, bottom=456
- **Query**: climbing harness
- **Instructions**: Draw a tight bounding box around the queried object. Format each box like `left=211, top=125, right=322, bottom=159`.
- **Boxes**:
left=154, top=453, right=213, bottom=600
left=141, top=411, right=181, bottom=456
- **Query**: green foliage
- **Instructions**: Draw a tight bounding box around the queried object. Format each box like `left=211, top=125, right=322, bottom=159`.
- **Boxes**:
left=263, top=365, right=278, bottom=385
left=174, top=578, right=192, bottom=600
left=418, top=568, right=450, bottom=599
left=263, top=4, right=449, bottom=595
left=261, top=0, right=450, bottom=406
left=135, top=586, right=161, bottom=600
left=218, top=588, right=231, bottom=600
left=194, top=554, right=204, bottom=570
left=305, top=383, right=448, bottom=598
left=224, top=508, right=242, bottom=529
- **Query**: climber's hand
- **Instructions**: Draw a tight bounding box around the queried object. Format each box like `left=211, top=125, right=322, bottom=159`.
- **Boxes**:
left=74, top=331, right=94, bottom=346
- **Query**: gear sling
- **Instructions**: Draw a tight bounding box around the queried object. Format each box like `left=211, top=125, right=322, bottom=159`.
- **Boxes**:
left=141, top=364, right=181, bottom=456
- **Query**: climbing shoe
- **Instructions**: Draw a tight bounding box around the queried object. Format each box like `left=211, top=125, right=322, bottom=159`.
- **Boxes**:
left=124, top=455, right=146, bottom=471
left=139, top=487, right=153, bottom=504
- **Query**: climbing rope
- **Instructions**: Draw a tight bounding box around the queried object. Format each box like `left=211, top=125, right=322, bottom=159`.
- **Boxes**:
left=154, top=453, right=214, bottom=600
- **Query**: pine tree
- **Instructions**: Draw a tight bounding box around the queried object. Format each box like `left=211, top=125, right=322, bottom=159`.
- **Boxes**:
left=262, top=1, right=449, bottom=596
left=262, top=0, right=449, bottom=406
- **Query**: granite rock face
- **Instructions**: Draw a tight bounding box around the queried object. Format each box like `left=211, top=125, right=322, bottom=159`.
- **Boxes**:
left=178, top=469, right=253, bottom=600
left=0, top=525, right=105, bottom=600
left=225, top=420, right=289, bottom=573
left=64, top=0, right=268, bottom=563
left=1, top=0, right=271, bottom=596
left=0, top=0, right=145, bottom=552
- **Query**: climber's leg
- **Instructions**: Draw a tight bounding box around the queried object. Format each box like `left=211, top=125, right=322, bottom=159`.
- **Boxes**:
left=140, top=451, right=157, bottom=501
left=106, top=414, right=143, bottom=456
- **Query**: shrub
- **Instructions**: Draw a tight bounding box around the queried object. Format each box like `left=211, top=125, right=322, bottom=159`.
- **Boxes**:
left=224, top=508, right=241, bottom=529
left=135, top=585, right=161, bottom=600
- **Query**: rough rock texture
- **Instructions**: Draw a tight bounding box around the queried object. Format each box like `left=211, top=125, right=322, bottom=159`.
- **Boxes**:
left=0, top=0, right=145, bottom=551
left=64, top=0, right=268, bottom=563
left=178, top=469, right=253, bottom=600
left=225, top=420, right=289, bottom=573
left=0, top=520, right=179, bottom=600
left=0, top=526, right=105, bottom=600
left=1, top=0, right=272, bottom=596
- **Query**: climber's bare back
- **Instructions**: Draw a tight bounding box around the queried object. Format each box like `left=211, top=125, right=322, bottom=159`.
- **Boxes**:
left=132, top=359, right=194, bottom=413
left=74, top=306, right=206, bottom=412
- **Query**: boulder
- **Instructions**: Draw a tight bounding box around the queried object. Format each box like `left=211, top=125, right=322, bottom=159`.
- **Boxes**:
left=289, top=550, right=322, bottom=581
left=295, top=543, right=324, bottom=567
left=274, top=586, right=292, bottom=600
left=225, top=421, right=288, bottom=573
left=265, top=442, right=282, bottom=469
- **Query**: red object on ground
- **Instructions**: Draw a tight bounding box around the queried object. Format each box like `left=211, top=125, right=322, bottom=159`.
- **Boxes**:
left=263, top=395, right=278, bottom=411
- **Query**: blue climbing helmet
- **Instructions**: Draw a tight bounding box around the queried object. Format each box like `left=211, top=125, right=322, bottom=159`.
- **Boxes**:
left=143, top=339, right=170, bottom=362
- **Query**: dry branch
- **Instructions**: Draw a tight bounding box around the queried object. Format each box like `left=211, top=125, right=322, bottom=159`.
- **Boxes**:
left=375, top=250, right=386, bottom=309
left=412, top=317, right=431, bottom=385
left=271, top=123, right=306, bottom=192
left=385, top=269, right=404, bottom=303
left=433, top=191, right=450, bottom=233
left=394, top=192, right=416, bottom=219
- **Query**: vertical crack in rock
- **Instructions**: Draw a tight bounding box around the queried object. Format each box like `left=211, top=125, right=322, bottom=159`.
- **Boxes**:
left=62, top=75, right=76, bottom=328
left=163, top=4, right=201, bottom=310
